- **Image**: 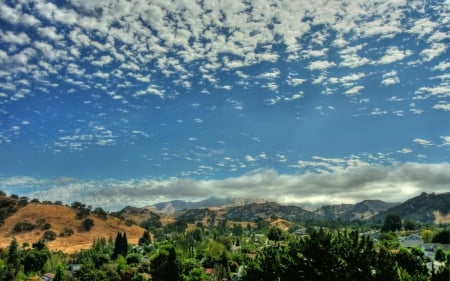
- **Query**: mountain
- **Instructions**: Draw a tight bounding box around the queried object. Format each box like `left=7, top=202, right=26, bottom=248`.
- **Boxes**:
left=152, top=196, right=266, bottom=214
left=372, top=192, right=450, bottom=224
left=223, top=202, right=321, bottom=222
left=315, top=200, right=399, bottom=221
left=111, top=205, right=161, bottom=225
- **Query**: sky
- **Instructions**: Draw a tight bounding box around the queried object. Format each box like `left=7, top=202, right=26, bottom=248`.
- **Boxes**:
left=0, top=0, right=449, bottom=211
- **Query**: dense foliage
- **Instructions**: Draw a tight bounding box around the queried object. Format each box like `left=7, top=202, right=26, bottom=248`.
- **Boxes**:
left=0, top=191, right=449, bottom=281
left=0, top=221, right=448, bottom=281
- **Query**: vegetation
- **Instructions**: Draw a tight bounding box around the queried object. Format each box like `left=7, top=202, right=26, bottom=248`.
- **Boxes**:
left=0, top=191, right=449, bottom=280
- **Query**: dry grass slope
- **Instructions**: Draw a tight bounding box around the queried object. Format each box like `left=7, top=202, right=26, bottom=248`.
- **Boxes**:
left=0, top=203, right=144, bottom=253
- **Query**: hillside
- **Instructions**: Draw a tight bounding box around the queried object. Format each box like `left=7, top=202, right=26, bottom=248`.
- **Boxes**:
left=223, top=202, right=321, bottom=222
left=372, top=192, right=450, bottom=223
left=152, top=196, right=266, bottom=215
left=315, top=200, right=398, bottom=221
left=0, top=203, right=145, bottom=253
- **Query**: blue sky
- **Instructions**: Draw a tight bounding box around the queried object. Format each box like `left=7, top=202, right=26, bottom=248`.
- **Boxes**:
left=0, top=0, right=449, bottom=210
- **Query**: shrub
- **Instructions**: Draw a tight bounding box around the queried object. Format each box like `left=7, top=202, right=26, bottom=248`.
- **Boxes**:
left=13, top=222, right=35, bottom=232
left=43, top=230, right=57, bottom=241
left=82, top=218, right=94, bottom=231
left=60, top=227, right=74, bottom=237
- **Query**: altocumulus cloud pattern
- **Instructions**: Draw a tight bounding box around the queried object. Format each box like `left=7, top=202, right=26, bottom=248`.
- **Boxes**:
left=0, top=0, right=449, bottom=210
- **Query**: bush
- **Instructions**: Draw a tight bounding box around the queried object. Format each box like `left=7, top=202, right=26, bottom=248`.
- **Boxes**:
left=60, top=227, right=74, bottom=237
left=82, top=218, right=94, bottom=231
left=43, top=230, right=57, bottom=241
left=41, top=222, right=51, bottom=230
left=13, top=222, right=35, bottom=232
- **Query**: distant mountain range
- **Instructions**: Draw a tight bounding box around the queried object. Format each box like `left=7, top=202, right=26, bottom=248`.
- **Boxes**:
left=144, top=192, right=449, bottom=224
left=314, top=200, right=399, bottom=221
left=371, top=192, right=450, bottom=224
left=150, top=196, right=266, bottom=215
left=0, top=191, right=448, bottom=253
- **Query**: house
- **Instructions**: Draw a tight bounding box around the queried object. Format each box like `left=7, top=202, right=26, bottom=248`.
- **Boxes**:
left=40, top=273, right=55, bottom=281
left=399, top=233, right=423, bottom=248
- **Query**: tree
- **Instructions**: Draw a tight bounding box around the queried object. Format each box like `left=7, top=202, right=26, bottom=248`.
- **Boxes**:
left=432, top=230, right=450, bottom=244
left=53, top=263, right=66, bottom=281
left=267, top=226, right=283, bottom=245
left=435, top=248, right=447, bottom=263
left=93, top=207, right=108, bottom=220
left=138, top=230, right=151, bottom=246
left=113, top=232, right=128, bottom=259
left=81, top=218, right=94, bottom=231
left=150, top=245, right=181, bottom=281
left=381, top=214, right=402, bottom=232
left=23, top=248, right=49, bottom=274
left=43, top=230, right=57, bottom=241
left=420, top=229, right=434, bottom=243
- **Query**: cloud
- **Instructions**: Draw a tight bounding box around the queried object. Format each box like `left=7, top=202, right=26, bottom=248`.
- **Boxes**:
left=432, top=61, right=450, bottom=71
left=378, top=47, right=412, bottom=64
left=433, top=102, right=450, bottom=111
left=397, top=148, right=412, bottom=154
left=0, top=31, right=31, bottom=45
left=413, top=138, right=433, bottom=147
left=2, top=162, right=448, bottom=210
left=345, top=85, right=364, bottom=95
left=420, top=43, right=447, bottom=62
left=307, top=60, right=336, bottom=71
left=441, top=136, right=450, bottom=146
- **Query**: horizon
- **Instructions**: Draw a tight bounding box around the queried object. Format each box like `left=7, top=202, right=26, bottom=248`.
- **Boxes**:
left=0, top=0, right=449, bottom=210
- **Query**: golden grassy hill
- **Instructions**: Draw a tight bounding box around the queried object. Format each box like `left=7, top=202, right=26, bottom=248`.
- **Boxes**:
left=0, top=203, right=145, bottom=253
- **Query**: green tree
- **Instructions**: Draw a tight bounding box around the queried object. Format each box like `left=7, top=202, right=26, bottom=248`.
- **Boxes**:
left=53, top=263, right=66, bottom=281
left=81, top=218, right=94, bottom=231
left=185, top=267, right=207, bottom=281
left=381, top=214, right=402, bottom=232
left=113, top=232, right=128, bottom=259
left=267, top=226, right=283, bottom=245
left=432, top=230, right=450, bottom=244
left=43, top=230, right=57, bottom=241
left=138, top=230, right=151, bottom=246
left=150, top=245, right=181, bottom=281
left=23, top=248, right=49, bottom=274
left=435, top=248, right=447, bottom=263
left=395, top=248, right=428, bottom=278
left=420, top=229, right=433, bottom=243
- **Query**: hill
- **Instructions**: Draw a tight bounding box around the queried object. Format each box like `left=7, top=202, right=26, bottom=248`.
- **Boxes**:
left=0, top=203, right=145, bottom=253
left=372, top=192, right=450, bottom=224
left=315, top=200, right=398, bottom=221
left=152, top=196, right=266, bottom=215
left=223, top=202, right=321, bottom=222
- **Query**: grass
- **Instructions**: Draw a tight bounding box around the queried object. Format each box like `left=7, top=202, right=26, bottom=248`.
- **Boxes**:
left=0, top=203, right=145, bottom=253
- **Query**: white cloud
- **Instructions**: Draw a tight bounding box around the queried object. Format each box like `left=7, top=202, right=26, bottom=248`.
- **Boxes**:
left=440, top=136, right=450, bottom=146
left=345, top=85, right=364, bottom=95
left=397, top=148, right=412, bottom=154
left=432, top=61, right=450, bottom=71
left=5, top=163, right=448, bottom=210
left=408, top=18, right=437, bottom=38
left=91, top=55, right=114, bottom=67
left=369, top=108, right=388, bottom=116
left=258, top=69, right=280, bottom=79
left=308, top=60, right=336, bottom=71
left=37, top=26, right=64, bottom=41
left=415, top=86, right=450, bottom=99
left=433, top=102, right=450, bottom=111
left=0, top=31, right=31, bottom=45
left=287, top=77, right=306, bottom=86
left=245, top=155, right=257, bottom=162
left=381, top=77, right=400, bottom=86
left=413, top=138, right=433, bottom=147
left=420, top=43, right=447, bottom=62
left=378, top=47, right=413, bottom=64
